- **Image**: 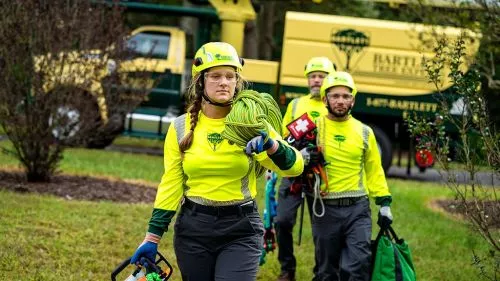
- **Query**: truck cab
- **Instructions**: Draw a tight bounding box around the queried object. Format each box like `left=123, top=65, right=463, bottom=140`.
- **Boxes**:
left=120, top=26, right=186, bottom=138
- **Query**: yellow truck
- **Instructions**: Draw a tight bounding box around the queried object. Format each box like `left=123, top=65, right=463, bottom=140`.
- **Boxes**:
left=78, top=0, right=478, bottom=171
left=243, top=11, right=479, bottom=170
left=37, top=24, right=187, bottom=148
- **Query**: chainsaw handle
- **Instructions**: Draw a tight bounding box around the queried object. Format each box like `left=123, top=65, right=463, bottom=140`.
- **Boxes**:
left=111, top=257, right=131, bottom=281
left=156, top=252, right=174, bottom=280
left=110, top=252, right=173, bottom=281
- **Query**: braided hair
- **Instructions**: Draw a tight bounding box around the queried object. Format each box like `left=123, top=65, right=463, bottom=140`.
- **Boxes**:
left=178, top=73, right=204, bottom=152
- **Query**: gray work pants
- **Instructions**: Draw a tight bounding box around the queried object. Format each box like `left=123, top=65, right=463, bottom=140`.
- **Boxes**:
left=173, top=203, right=264, bottom=281
left=311, top=198, right=372, bottom=281
left=275, top=177, right=318, bottom=278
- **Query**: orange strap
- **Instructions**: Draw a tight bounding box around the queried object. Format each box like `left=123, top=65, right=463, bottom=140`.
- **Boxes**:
left=312, top=164, right=328, bottom=192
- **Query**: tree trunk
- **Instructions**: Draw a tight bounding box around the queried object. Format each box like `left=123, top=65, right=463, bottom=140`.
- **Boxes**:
left=258, top=2, right=275, bottom=60
left=243, top=20, right=259, bottom=59
left=27, top=170, right=51, bottom=182
left=181, top=0, right=200, bottom=58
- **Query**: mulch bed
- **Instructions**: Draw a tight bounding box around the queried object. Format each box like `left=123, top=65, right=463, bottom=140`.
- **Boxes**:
left=0, top=170, right=156, bottom=204
left=1, top=170, right=498, bottom=228
left=435, top=198, right=500, bottom=229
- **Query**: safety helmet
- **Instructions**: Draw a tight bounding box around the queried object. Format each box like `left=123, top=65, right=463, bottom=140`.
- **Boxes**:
left=304, top=57, right=335, bottom=77
left=320, top=71, right=357, bottom=99
left=192, top=42, right=244, bottom=76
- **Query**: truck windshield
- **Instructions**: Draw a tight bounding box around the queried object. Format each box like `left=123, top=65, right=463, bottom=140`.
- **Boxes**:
left=126, top=31, right=170, bottom=59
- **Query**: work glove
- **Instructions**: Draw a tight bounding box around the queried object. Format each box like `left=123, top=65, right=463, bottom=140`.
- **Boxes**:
left=377, top=206, right=393, bottom=229
left=130, top=232, right=161, bottom=265
left=300, top=147, right=321, bottom=166
left=300, top=147, right=311, bottom=166
left=246, top=131, right=276, bottom=155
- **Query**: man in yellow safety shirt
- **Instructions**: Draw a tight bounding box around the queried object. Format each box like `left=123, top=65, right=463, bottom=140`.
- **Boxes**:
left=275, top=57, right=335, bottom=281
left=311, top=71, right=393, bottom=281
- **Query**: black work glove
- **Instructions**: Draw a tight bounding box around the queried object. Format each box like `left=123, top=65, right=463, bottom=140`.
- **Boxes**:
left=300, top=147, right=322, bottom=166
left=309, top=148, right=321, bottom=165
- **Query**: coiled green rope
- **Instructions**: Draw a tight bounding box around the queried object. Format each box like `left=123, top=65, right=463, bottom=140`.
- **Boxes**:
left=222, top=90, right=283, bottom=177
left=222, top=90, right=282, bottom=147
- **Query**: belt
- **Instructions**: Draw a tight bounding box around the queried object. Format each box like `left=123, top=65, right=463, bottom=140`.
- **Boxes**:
left=324, top=196, right=368, bottom=207
left=183, top=198, right=256, bottom=217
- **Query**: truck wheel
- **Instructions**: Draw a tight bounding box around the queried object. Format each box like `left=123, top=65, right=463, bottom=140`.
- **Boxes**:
left=49, top=90, right=101, bottom=146
left=86, top=113, right=125, bottom=149
left=368, top=124, right=393, bottom=173
left=86, top=133, right=118, bottom=149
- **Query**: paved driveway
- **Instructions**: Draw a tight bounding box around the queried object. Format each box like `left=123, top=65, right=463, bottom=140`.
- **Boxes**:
left=387, top=166, right=500, bottom=187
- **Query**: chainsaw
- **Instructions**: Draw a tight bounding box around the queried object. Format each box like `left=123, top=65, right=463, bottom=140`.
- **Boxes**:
left=111, top=252, right=173, bottom=281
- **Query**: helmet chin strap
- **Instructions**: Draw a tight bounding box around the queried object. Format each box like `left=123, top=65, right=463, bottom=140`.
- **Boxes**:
left=202, top=92, right=233, bottom=107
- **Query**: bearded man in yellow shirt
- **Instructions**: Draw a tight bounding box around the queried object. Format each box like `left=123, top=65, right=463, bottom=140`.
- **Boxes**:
left=311, top=71, right=393, bottom=281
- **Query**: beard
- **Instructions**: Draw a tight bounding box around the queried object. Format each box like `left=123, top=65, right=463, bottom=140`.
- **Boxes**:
left=310, top=86, right=320, bottom=96
left=332, top=110, right=349, bottom=118
left=310, top=92, right=320, bottom=99
left=327, top=104, right=352, bottom=118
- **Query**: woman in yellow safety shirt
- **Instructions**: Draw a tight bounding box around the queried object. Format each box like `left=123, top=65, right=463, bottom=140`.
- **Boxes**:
left=129, top=42, right=304, bottom=281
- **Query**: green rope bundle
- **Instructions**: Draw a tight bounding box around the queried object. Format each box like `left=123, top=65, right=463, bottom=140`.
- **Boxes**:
left=222, top=90, right=283, bottom=177
left=222, top=90, right=282, bottom=147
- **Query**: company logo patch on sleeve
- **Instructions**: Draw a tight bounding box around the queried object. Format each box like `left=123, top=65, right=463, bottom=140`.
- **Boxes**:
left=286, top=113, right=316, bottom=140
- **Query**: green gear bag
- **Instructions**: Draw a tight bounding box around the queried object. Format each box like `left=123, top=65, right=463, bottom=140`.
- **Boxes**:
left=371, top=226, right=416, bottom=281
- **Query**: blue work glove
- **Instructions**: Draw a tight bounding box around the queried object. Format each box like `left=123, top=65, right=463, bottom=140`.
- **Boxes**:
left=130, top=233, right=160, bottom=264
left=245, top=131, right=276, bottom=154
left=377, top=206, right=393, bottom=229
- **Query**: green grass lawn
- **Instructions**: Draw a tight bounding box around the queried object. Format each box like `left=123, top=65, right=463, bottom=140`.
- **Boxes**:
left=0, top=145, right=492, bottom=281
left=112, top=136, right=165, bottom=150
left=0, top=145, right=164, bottom=184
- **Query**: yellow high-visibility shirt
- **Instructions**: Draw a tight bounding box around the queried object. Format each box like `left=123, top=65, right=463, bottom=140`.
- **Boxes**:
left=316, top=116, right=391, bottom=199
left=153, top=112, right=304, bottom=212
left=282, top=94, right=328, bottom=137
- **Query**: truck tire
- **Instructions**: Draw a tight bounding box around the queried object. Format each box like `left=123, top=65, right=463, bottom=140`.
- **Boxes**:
left=368, top=124, right=393, bottom=173
left=86, top=133, right=118, bottom=149
left=86, top=113, right=125, bottom=149
left=48, top=87, right=126, bottom=149
left=49, top=90, right=101, bottom=147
